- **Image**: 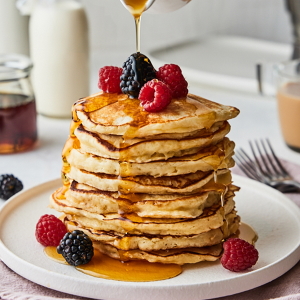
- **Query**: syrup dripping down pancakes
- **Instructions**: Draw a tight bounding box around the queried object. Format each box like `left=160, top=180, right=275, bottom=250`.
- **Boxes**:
left=50, top=91, right=240, bottom=265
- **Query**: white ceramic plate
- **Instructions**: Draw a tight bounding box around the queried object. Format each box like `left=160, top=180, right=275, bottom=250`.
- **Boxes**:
left=0, top=175, right=300, bottom=300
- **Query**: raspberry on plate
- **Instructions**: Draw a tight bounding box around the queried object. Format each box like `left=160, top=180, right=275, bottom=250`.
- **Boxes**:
left=35, top=214, right=67, bottom=247
left=221, top=238, right=259, bottom=272
left=156, top=64, right=188, bottom=98
left=139, top=79, right=172, bottom=112
left=98, top=66, right=123, bottom=94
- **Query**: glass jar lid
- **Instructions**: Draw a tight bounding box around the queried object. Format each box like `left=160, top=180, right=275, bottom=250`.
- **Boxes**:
left=0, top=54, right=33, bottom=82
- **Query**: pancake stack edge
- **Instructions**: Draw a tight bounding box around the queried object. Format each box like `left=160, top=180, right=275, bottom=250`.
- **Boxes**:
left=50, top=92, right=241, bottom=265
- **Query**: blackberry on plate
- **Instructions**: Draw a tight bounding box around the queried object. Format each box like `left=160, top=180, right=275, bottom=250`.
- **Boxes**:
left=0, top=174, right=23, bottom=200
left=57, top=230, right=94, bottom=266
left=120, top=52, right=156, bottom=98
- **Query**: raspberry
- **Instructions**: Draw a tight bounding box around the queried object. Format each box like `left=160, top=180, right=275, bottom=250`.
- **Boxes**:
left=98, top=66, right=123, bottom=93
left=35, top=214, right=67, bottom=247
left=156, top=64, right=188, bottom=98
left=139, top=79, right=172, bottom=112
left=57, top=230, right=94, bottom=266
left=221, top=238, right=259, bottom=272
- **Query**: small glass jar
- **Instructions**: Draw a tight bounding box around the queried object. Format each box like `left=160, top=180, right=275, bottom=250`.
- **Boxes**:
left=0, top=54, right=37, bottom=153
left=275, top=59, right=300, bottom=152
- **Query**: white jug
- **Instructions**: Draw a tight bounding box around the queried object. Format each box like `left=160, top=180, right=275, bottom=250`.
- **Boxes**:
left=0, top=0, right=29, bottom=55
left=29, top=0, right=90, bottom=118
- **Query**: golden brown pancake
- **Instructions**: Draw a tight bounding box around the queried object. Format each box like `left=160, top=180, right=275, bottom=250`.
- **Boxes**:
left=63, top=211, right=240, bottom=251
left=52, top=180, right=239, bottom=218
left=93, top=242, right=224, bottom=264
left=74, top=92, right=239, bottom=138
left=74, top=121, right=231, bottom=162
left=50, top=91, right=240, bottom=265
left=67, top=137, right=235, bottom=176
left=50, top=193, right=236, bottom=236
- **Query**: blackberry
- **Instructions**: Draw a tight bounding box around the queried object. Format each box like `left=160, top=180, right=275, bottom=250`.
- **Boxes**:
left=57, top=230, right=94, bottom=266
left=120, top=52, right=156, bottom=98
left=0, top=174, right=23, bottom=200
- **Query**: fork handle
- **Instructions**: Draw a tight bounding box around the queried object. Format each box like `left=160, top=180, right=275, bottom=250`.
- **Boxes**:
left=281, top=180, right=300, bottom=193
left=285, top=180, right=300, bottom=189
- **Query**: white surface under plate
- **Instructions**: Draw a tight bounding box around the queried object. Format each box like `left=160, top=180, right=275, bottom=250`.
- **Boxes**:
left=0, top=175, right=300, bottom=300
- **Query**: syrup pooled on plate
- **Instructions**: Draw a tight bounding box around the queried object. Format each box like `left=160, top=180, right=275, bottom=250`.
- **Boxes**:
left=44, top=246, right=182, bottom=282
left=44, top=222, right=258, bottom=281
left=239, top=222, right=258, bottom=245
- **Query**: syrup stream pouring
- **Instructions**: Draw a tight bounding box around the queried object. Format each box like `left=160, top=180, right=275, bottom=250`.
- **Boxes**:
left=120, top=0, right=156, bottom=52
left=120, top=0, right=192, bottom=52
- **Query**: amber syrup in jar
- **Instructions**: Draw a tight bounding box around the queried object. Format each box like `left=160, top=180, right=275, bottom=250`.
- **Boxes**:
left=0, top=54, right=37, bottom=154
left=0, top=93, right=37, bottom=153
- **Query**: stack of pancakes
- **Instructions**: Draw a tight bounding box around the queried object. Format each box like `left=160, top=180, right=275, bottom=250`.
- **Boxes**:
left=50, top=92, right=240, bottom=264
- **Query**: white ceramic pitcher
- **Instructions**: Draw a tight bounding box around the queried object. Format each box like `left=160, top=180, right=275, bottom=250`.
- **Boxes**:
left=0, top=0, right=29, bottom=55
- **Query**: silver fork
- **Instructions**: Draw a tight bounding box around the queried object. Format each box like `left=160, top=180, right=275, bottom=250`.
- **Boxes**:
left=235, top=139, right=300, bottom=193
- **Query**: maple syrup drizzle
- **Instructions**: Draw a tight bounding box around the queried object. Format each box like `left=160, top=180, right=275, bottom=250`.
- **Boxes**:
left=116, top=97, right=149, bottom=139
left=60, top=92, right=125, bottom=192
left=123, top=0, right=148, bottom=52
left=44, top=247, right=182, bottom=282
left=135, top=16, right=141, bottom=53
left=115, top=97, right=150, bottom=223
left=211, top=168, right=231, bottom=237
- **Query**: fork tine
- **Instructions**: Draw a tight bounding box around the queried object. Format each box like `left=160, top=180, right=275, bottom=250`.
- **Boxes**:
left=249, top=140, right=269, bottom=177
left=235, top=140, right=300, bottom=192
left=254, top=140, right=273, bottom=174
left=238, top=149, right=260, bottom=174
left=235, top=150, right=262, bottom=181
left=259, top=139, right=281, bottom=176
left=266, top=139, right=290, bottom=177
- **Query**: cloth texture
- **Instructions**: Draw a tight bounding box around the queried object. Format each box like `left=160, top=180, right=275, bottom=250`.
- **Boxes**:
left=0, top=159, right=299, bottom=300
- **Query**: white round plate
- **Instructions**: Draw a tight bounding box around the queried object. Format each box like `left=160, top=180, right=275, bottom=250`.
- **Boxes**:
left=0, top=175, right=300, bottom=300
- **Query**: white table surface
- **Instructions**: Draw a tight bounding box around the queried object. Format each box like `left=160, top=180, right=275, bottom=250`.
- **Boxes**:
left=0, top=84, right=299, bottom=207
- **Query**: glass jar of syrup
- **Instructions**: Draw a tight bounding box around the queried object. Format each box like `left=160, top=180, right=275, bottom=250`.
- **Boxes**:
left=0, top=54, right=37, bottom=154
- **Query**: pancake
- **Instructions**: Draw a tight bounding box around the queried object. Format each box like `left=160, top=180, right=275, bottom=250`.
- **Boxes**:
left=93, top=242, right=224, bottom=264
left=63, top=211, right=240, bottom=251
left=50, top=194, right=236, bottom=236
left=74, top=92, right=239, bottom=138
left=53, top=180, right=239, bottom=218
left=74, top=121, right=231, bottom=162
left=66, top=166, right=231, bottom=194
left=67, top=137, right=235, bottom=177
left=95, top=121, right=225, bottom=145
